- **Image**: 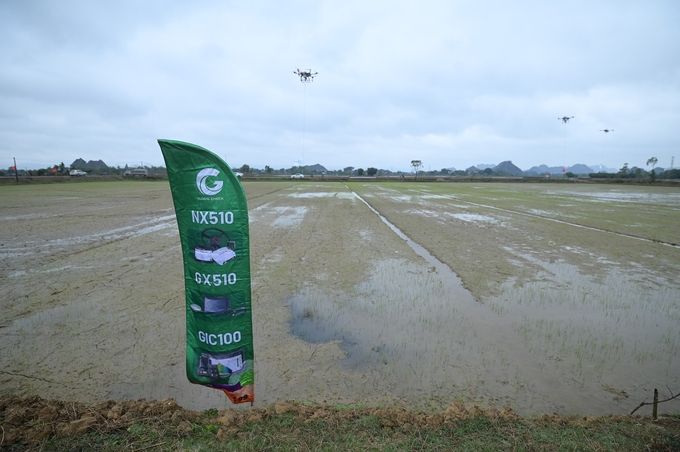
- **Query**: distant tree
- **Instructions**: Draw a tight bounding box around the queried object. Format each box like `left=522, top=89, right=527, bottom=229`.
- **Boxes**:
left=618, top=163, right=629, bottom=175
left=565, top=172, right=575, bottom=178
left=589, top=172, right=615, bottom=179
left=646, top=157, right=658, bottom=170
left=366, top=167, right=378, bottom=176
left=265, top=165, right=273, bottom=174
left=647, top=157, right=658, bottom=181
left=411, top=160, right=422, bottom=179
left=440, top=168, right=449, bottom=175
left=660, top=169, right=680, bottom=179
left=482, top=168, right=493, bottom=175
left=239, top=164, right=251, bottom=174
left=343, top=166, right=354, bottom=175
left=357, top=168, right=365, bottom=176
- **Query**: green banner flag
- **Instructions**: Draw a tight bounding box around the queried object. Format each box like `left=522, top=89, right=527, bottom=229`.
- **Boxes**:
left=158, top=139, right=254, bottom=404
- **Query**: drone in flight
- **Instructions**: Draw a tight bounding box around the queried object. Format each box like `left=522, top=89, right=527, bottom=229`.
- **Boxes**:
left=558, top=116, right=574, bottom=123
left=600, top=129, right=614, bottom=133
left=294, top=68, right=318, bottom=83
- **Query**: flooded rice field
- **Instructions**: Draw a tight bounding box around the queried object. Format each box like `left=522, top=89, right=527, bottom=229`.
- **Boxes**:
left=1, top=180, right=679, bottom=415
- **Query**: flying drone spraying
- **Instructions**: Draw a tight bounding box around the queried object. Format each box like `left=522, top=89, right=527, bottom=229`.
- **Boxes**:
left=294, top=68, right=318, bottom=83
left=293, top=68, right=319, bottom=170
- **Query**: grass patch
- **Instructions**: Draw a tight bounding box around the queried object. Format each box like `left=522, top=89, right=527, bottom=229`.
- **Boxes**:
left=31, top=414, right=680, bottom=452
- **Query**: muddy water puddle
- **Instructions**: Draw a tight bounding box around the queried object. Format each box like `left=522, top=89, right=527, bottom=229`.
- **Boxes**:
left=0, top=214, right=177, bottom=271
left=409, top=189, right=680, bottom=249
left=544, top=189, right=680, bottom=206
left=287, top=253, right=602, bottom=413
left=286, top=186, right=680, bottom=415
left=250, top=204, right=308, bottom=228
left=489, top=254, right=680, bottom=385
left=290, top=259, right=472, bottom=370
left=288, top=190, right=565, bottom=412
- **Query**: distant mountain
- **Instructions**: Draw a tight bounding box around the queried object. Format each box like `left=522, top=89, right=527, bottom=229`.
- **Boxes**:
left=87, top=160, right=108, bottom=168
left=475, top=163, right=496, bottom=170
left=493, top=161, right=523, bottom=176
left=525, top=163, right=617, bottom=175
left=71, top=158, right=108, bottom=169
left=466, top=166, right=479, bottom=172
left=525, top=164, right=565, bottom=175
left=525, top=163, right=592, bottom=175
left=304, top=163, right=327, bottom=173
left=525, top=164, right=552, bottom=175
left=567, top=164, right=592, bottom=174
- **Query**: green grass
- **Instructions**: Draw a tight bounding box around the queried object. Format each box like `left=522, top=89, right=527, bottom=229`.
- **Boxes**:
left=20, top=411, right=680, bottom=451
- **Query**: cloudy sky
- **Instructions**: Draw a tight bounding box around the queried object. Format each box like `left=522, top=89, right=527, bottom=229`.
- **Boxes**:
left=1, top=1, right=678, bottom=172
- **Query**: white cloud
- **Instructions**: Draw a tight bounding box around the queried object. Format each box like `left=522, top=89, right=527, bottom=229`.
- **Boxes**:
left=1, top=0, right=678, bottom=171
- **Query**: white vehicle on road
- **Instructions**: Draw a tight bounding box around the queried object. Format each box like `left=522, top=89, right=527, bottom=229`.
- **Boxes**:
left=129, top=168, right=148, bottom=176
left=291, top=173, right=304, bottom=179
left=69, top=170, right=87, bottom=176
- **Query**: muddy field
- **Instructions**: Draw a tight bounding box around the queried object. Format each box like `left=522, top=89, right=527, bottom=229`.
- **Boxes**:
left=1, top=180, right=679, bottom=416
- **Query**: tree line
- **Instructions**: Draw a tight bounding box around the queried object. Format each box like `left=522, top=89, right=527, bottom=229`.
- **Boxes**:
left=1, top=162, right=167, bottom=177
left=4, top=158, right=679, bottom=180
left=588, top=158, right=679, bottom=181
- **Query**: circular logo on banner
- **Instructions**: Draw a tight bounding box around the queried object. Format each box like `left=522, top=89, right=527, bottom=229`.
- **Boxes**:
left=196, top=168, right=224, bottom=196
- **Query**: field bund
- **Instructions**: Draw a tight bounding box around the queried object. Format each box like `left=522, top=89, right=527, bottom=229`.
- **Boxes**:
left=1, top=180, right=679, bottom=416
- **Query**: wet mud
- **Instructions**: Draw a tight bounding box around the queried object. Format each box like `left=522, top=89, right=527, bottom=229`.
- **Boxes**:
left=1, top=181, right=678, bottom=415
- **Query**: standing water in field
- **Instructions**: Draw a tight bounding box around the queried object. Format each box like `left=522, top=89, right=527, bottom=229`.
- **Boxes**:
left=2, top=181, right=678, bottom=415
left=289, top=189, right=612, bottom=414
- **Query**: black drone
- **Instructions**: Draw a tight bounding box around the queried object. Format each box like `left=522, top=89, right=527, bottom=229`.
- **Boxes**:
left=600, top=129, right=614, bottom=133
left=559, top=116, right=574, bottom=123
left=294, top=68, right=318, bottom=83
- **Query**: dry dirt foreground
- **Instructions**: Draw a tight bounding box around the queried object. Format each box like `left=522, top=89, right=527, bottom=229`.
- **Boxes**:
left=1, top=180, right=679, bottom=416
